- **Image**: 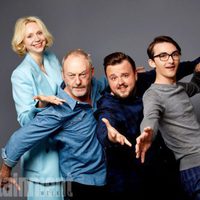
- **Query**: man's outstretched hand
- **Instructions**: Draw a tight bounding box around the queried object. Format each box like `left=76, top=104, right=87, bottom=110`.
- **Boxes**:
left=102, top=118, right=132, bottom=147
left=135, top=127, right=153, bottom=163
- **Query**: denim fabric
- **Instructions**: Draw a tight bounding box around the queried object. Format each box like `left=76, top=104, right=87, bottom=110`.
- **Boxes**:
left=180, top=166, right=200, bottom=200
left=2, top=78, right=107, bottom=186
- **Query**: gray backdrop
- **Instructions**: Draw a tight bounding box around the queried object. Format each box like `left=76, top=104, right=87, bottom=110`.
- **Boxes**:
left=0, top=0, right=200, bottom=199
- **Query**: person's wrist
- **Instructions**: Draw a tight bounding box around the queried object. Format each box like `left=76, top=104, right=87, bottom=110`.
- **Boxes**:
left=1, top=163, right=12, bottom=178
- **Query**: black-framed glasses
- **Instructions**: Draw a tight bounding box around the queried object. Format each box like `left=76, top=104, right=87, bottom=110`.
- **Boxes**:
left=153, top=51, right=181, bottom=61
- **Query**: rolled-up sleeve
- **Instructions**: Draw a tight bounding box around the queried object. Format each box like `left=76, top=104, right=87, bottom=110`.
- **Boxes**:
left=1, top=148, right=18, bottom=167
left=1, top=106, right=63, bottom=168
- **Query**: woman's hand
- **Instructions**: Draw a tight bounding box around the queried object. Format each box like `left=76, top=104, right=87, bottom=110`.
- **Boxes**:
left=33, top=95, right=66, bottom=108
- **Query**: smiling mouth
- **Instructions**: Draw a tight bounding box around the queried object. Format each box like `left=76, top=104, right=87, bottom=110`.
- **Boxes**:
left=165, top=65, right=176, bottom=69
left=34, top=42, right=43, bottom=47
left=118, top=85, right=128, bottom=90
left=35, top=45, right=41, bottom=48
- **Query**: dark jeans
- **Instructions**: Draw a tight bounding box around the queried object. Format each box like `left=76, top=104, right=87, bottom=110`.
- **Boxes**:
left=64, top=182, right=106, bottom=200
left=180, top=166, right=200, bottom=200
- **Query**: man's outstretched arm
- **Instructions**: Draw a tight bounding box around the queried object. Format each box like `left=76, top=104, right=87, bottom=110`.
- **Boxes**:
left=135, top=127, right=154, bottom=163
left=0, top=108, right=63, bottom=191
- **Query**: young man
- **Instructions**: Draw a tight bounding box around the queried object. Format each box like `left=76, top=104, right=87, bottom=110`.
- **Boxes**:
left=95, top=51, right=200, bottom=200
left=0, top=49, right=107, bottom=200
left=135, top=36, right=200, bottom=200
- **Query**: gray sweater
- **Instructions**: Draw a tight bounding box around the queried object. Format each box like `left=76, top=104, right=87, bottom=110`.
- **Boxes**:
left=140, top=73, right=200, bottom=171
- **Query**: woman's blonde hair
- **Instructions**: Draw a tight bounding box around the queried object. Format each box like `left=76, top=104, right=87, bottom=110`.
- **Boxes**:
left=11, top=16, right=54, bottom=56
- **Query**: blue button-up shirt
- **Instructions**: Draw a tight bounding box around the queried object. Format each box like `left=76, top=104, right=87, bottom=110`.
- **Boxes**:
left=2, top=77, right=107, bottom=186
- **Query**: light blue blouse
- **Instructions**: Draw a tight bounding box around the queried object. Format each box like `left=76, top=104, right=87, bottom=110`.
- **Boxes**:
left=11, top=51, right=63, bottom=182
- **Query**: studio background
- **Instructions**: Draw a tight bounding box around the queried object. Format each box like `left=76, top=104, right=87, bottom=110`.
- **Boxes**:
left=0, top=0, right=199, bottom=199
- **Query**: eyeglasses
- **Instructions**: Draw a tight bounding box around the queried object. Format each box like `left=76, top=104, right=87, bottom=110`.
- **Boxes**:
left=153, top=51, right=181, bottom=61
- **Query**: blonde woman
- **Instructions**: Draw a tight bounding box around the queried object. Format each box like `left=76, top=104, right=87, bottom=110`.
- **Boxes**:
left=11, top=16, right=64, bottom=200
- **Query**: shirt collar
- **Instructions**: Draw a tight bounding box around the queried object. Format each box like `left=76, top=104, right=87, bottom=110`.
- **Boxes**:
left=57, top=82, right=92, bottom=110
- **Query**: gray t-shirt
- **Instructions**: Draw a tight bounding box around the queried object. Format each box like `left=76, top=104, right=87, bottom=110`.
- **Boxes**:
left=140, top=74, right=200, bottom=171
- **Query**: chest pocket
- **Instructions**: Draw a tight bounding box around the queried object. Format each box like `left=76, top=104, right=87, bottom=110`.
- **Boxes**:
left=68, top=111, right=86, bottom=125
